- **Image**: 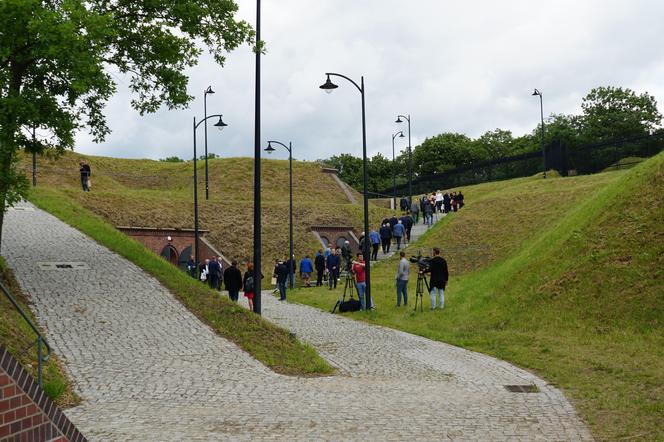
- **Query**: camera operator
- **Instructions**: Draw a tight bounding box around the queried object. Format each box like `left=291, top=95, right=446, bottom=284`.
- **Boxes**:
left=352, top=252, right=373, bottom=310
left=424, top=247, right=448, bottom=310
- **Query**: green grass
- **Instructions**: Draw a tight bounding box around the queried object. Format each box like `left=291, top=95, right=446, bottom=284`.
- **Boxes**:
left=0, top=257, right=80, bottom=407
left=290, top=155, right=664, bottom=441
left=28, top=188, right=334, bottom=377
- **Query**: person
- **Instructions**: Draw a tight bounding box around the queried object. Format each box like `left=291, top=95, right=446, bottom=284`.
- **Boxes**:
left=187, top=255, right=197, bottom=279
left=216, top=256, right=225, bottom=289
left=207, top=257, right=221, bottom=290
left=379, top=223, right=392, bottom=254
left=223, top=260, right=243, bottom=302
left=274, top=258, right=289, bottom=301
left=457, top=191, right=465, bottom=208
left=400, top=197, right=409, bottom=212
left=419, top=195, right=427, bottom=222
left=351, top=253, right=368, bottom=310
left=443, top=192, right=452, bottom=213
left=395, top=251, right=410, bottom=307
left=451, top=192, right=458, bottom=212
left=358, top=231, right=366, bottom=254
left=79, top=161, right=91, bottom=192
left=326, top=248, right=340, bottom=289
left=435, top=190, right=443, bottom=213
left=423, top=199, right=433, bottom=227
left=392, top=220, right=405, bottom=250
left=199, top=259, right=210, bottom=282
left=426, top=247, right=449, bottom=310
left=410, top=200, right=420, bottom=224
left=314, top=250, right=325, bottom=286
left=243, top=262, right=256, bottom=311
left=341, top=240, right=352, bottom=271
left=369, top=229, right=381, bottom=261
left=299, top=255, right=314, bottom=287
left=401, top=212, right=414, bottom=243
left=285, top=255, right=296, bottom=288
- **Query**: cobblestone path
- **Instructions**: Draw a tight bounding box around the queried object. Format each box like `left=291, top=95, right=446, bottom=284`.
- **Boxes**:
left=2, top=203, right=593, bottom=441
left=373, top=211, right=446, bottom=263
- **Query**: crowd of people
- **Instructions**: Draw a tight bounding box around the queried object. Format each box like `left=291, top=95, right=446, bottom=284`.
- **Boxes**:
left=184, top=189, right=463, bottom=311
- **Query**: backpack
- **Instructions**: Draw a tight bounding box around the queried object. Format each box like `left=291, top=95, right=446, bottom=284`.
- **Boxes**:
left=244, top=276, right=254, bottom=293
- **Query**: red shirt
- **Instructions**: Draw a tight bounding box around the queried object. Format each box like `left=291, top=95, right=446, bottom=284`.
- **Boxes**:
left=352, top=261, right=366, bottom=283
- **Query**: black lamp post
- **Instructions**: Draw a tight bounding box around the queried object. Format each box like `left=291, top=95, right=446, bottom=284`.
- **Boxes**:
left=395, top=114, right=412, bottom=206
left=204, top=86, right=216, bottom=199
left=252, top=0, right=263, bottom=314
left=193, top=114, right=227, bottom=273
left=391, top=131, right=404, bottom=207
left=32, top=126, right=36, bottom=186
left=320, top=72, right=372, bottom=308
left=532, top=89, right=546, bottom=178
left=265, top=140, right=294, bottom=289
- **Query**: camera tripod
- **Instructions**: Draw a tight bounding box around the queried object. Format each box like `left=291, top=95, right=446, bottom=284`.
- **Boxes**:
left=331, top=272, right=357, bottom=313
left=414, top=271, right=430, bottom=312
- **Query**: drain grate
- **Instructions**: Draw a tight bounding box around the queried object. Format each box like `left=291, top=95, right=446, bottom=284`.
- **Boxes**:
left=504, top=385, right=539, bottom=393
left=38, top=262, right=90, bottom=271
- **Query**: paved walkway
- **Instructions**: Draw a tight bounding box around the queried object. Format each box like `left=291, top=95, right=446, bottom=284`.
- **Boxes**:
left=373, top=212, right=445, bottom=263
left=2, top=202, right=593, bottom=441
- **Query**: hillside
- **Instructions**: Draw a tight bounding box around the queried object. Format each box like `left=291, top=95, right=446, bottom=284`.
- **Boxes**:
left=291, top=154, right=664, bottom=441
left=20, top=152, right=391, bottom=266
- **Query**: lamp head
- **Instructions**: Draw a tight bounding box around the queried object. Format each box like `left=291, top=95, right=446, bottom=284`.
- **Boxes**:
left=264, top=142, right=276, bottom=154
left=205, top=86, right=215, bottom=95
left=320, top=75, right=338, bottom=94
left=213, top=116, right=228, bottom=131
left=532, top=88, right=541, bottom=96
left=395, top=116, right=403, bottom=123
left=399, top=131, right=405, bottom=138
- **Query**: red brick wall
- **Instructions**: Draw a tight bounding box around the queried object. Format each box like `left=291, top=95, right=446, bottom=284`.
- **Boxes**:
left=0, top=346, right=86, bottom=442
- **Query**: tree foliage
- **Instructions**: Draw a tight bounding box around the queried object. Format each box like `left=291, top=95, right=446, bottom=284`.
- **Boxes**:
left=0, top=0, right=253, bottom=246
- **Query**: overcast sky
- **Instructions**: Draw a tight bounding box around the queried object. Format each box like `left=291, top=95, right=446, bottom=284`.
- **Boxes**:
left=74, top=0, right=664, bottom=162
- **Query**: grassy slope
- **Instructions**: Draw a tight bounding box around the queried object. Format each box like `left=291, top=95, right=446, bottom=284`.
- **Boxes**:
left=21, top=153, right=391, bottom=266
left=26, top=191, right=333, bottom=376
left=0, top=258, right=79, bottom=407
left=291, top=155, right=664, bottom=440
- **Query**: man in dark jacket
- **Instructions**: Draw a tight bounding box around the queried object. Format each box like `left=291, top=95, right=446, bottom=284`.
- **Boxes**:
left=399, top=197, right=409, bottom=212
left=426, top=247, right=449, bottom=310
left=443, top=193, right=452, bottom=213
left=207, top=257, right=221, bottom=290
left=79, top=161, right=91, bottom=191
left=285, top=255, right=296, bottom=288
left=274, top=259, right=289, bottom=301
left=223, top=260, right=243, bottom=302
left=314, top=250, right=325, bottom=287
left=341, top=240, right=352, bottom=271
left=326, top=248, right=341, bottom=289
left=400, top=213, right=414, bottom=243
left=379, top=223, right=392, bottom=254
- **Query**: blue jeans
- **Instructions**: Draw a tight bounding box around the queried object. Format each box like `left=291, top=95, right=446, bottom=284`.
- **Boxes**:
left=278, top=281, right=287, bottom=300
left=425, top=213, right=433, bottom=227
left=356, top=281, right=366, bottom=310
left=430, top=287, right=444, bottom=309
left=396, top=279, right=408, bottom=306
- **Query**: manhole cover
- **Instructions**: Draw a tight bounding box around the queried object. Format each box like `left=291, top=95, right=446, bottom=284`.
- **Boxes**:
left=504, top=385, right=539, bottom=393
left=38, top=262, right=90, bottom=271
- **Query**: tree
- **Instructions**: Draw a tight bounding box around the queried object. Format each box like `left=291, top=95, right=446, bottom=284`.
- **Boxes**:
left=475, top=128, right=515, bottom=160
left=580, top=86, right=662, bottom=142
left=0, top=0, right=253, bottom=247
left=160, top=156, right=184, bottom=163
left=412, top=133, right=476, bottom=176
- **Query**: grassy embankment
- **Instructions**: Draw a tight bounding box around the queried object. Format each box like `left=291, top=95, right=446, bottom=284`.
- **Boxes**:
left=0, top=258, right=79, bottom=407
left=26, top=190, right=333, bottom=376
left=22, top=152, right=391, bottom=267
left=291, top=155, right=664, bottom=441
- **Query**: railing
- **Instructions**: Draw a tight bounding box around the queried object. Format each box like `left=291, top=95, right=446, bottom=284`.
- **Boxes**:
left=0, top=281, right=50, bottom=387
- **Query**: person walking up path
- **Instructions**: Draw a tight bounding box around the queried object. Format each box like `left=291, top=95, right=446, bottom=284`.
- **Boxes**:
left=2, top=202, right=592, bottom=441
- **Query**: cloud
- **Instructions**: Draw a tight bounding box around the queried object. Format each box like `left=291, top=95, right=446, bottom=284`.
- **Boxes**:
left=74, top=0, right=664, bottom=162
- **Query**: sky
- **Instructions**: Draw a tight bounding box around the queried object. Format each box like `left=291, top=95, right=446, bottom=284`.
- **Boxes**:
left=74, top=0, right=664, bottom=162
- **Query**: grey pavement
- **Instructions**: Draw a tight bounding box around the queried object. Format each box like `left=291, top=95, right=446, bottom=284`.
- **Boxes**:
left=2, top=202, right=593, bottom=441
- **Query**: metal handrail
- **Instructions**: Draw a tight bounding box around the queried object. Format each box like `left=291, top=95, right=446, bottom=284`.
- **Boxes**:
left=0, top=281, right=51, bottom=387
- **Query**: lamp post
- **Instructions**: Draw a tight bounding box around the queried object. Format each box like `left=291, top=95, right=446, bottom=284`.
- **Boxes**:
left=192, top=114, right=228, bottom=273
left=204, top=86, right=216, bottom=199
left=265, top=140, right=294, bottom=289
left=32, top=126, right=36, bottom=186
left=252, top=0, right=263, bottom=314
left=391, top=131, right=404, bottom=208
left=395, top=114, right=412, bottom=206
left=532, top=89, right=546, bottom=178
left=320, top=72, right=372, bottom=308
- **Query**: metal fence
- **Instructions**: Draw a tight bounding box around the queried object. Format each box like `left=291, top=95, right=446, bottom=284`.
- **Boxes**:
left=383, top=132, right=664, bottom=196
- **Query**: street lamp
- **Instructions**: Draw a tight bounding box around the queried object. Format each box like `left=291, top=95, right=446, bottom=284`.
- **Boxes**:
left=193, top=114, right=227, bottom=274
left=203, top=86, right=216, bottom=200
left=532, top=88, right=546, bottom=178
left=319, top=72, right=372, bottom=309
left=265, top=140, right=294, bottom=289
left=252, top=0, right=263, bottom=314
left=391, top=131, right=405, bottom=208
left=395, top=114, right=413, bottom=206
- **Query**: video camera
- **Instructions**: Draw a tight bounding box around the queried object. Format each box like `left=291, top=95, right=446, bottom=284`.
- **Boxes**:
left=409, top=254, right=431, bottom=272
